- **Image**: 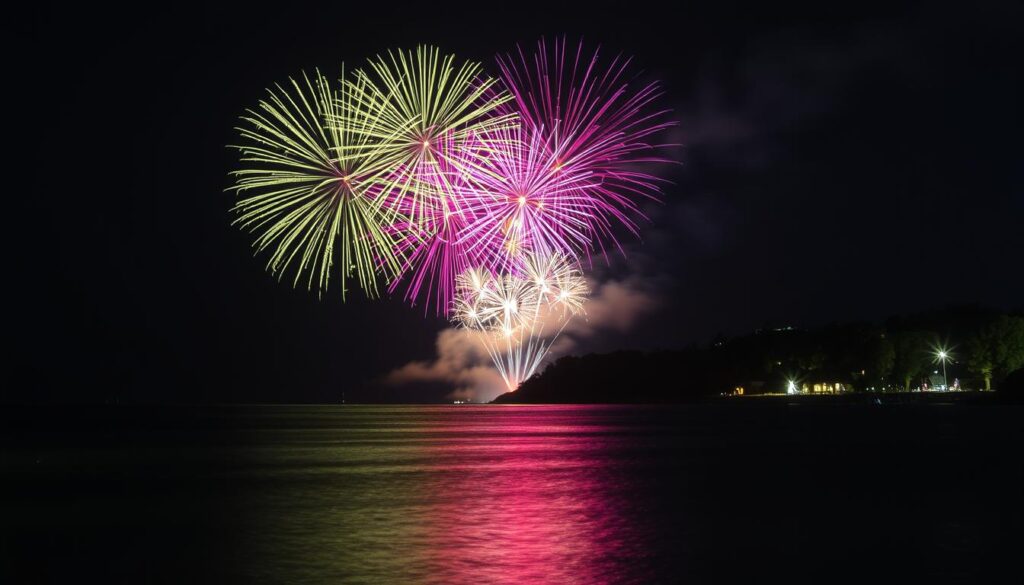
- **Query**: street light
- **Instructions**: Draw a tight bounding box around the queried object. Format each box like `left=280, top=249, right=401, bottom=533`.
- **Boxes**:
left=935, top=349, right=950, bottom=391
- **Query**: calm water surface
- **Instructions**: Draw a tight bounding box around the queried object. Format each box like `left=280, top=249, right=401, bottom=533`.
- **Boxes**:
left=2, top=404, right=1022, bottom=583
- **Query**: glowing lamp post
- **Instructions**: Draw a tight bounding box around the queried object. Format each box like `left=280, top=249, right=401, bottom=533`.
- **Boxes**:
left=936, top=350, right=949, bottom=391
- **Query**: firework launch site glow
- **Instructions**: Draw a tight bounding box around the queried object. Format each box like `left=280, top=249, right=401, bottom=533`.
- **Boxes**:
left=228, top=38, right=674, bottom=390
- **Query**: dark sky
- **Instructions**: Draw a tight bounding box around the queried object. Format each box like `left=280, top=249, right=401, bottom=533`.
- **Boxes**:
left=10, top=1, right=1023, bottom=403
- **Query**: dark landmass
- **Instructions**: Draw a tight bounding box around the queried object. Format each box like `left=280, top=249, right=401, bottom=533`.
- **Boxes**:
left=493, top=306, right=1024, bottom=404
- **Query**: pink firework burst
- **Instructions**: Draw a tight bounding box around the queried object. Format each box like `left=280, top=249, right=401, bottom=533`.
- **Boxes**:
left=495, top=37, right=676, bottom=258
left=454, top=123, right=602, bottom=274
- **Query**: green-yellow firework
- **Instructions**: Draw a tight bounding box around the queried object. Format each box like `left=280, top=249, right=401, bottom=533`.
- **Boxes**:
left=342, top=45, right=517, bottom=228
left=228, top=69, right=405, bottom=299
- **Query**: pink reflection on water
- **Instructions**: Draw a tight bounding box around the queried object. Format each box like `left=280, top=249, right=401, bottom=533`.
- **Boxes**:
left=411, top=406, right=652, bottom=584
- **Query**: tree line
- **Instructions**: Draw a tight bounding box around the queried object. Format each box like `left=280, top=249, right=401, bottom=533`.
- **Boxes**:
left=497, top=306, right=1024, bottom=402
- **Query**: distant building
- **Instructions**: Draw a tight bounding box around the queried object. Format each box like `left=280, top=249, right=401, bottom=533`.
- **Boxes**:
left=729, top=380, right=768, bottom=395
left=741, top=378, right=850, bottom=396
left=799, top=381, right=849, bottom=394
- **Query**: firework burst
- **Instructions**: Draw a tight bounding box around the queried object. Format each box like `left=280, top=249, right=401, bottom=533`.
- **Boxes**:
left=453, top=124, right=601, bottom=271
left=519, top=252, right=590, bottom=315
left=452, top=252, right=589, bottom=390
left=496, top=37, right=675, bottom=257
left=228, top=69, right=405, bottom=298
left=343, top=46, right=517, bottom=229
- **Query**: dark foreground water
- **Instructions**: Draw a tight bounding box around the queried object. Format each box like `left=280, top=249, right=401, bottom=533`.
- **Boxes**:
left=2, top=404, right=1022, bottom=584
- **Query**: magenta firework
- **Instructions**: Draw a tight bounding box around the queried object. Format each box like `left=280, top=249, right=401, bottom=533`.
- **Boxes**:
left=494, top=38, right=676, bottom=257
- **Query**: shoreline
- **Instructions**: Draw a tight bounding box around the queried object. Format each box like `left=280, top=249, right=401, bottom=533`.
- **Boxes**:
left=491, top=390, right=1020, bottom=405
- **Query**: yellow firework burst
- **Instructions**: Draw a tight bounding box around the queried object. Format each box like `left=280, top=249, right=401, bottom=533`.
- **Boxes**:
left=228, top=68, right=405, bottom=299
left=341, top=45, right=517, bottom=228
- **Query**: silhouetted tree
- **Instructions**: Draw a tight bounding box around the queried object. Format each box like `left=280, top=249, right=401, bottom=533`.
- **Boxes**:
left=967, top=315, right=1024, bottom=390
left=864, top=335, right=895, bottom=389
left=892, top=331, right=931, bottom=391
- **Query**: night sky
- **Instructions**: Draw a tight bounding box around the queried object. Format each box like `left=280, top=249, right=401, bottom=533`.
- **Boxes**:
left=11, top=1, right=1023, bottom=403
